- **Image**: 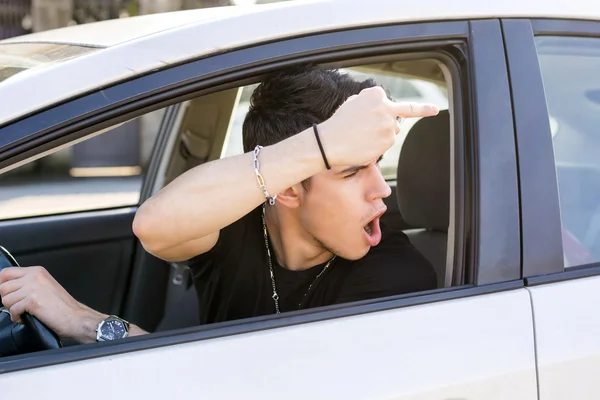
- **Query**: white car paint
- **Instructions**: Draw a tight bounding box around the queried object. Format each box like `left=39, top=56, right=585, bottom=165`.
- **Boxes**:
left=528, top=276, right=600, bottom=400
left=1, top=290, right=536, bottom=400
left=0, top=0, right=600, bottom=126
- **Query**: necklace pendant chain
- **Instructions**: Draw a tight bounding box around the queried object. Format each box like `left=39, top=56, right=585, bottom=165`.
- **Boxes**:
left=262, top=205, right=281, bottom=313
left=262, top=204, right=335, bottom=314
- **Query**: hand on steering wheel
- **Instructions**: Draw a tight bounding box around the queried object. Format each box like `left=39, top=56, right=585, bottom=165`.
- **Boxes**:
left=0, top=246, right=62, bottom=356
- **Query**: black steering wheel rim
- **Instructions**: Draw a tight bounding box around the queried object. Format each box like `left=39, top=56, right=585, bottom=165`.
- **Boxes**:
left=0, top=246, right=19, bottom=267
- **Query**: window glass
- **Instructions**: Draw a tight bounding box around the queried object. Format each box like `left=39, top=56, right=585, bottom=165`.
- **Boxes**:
left=0, top=108, right=165, bottom=220
left=536, top=36, right=600, bottom=267
left=223, top=60, right=449, bottom=180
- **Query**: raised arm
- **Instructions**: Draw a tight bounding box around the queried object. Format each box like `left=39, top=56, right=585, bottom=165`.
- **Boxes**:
left=132, top=87, right=438, bottom=262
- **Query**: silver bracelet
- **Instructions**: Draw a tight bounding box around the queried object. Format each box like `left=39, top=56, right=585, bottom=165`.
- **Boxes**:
left=253, top=145, right=277, bottom=206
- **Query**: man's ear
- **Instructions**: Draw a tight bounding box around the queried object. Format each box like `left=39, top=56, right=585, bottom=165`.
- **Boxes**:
left=276, top=184, right=303, bottom=209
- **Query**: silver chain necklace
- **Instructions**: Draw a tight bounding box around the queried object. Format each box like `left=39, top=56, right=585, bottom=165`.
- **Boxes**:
left=261, top=204, right=336, bottom=314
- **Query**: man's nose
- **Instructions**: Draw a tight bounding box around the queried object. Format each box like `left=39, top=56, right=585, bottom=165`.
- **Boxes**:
left=367, top=165, right=392, bottom=200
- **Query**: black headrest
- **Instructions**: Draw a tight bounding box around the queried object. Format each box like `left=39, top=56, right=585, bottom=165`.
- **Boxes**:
left=396, top=110, right=450, bottom=231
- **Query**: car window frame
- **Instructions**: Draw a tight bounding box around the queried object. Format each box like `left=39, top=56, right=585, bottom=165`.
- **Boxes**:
left=128, top=51, right=462, bottom=330
left=502, top=18, right=600, bottom=285
left=0, top=19, right=521, bottom=373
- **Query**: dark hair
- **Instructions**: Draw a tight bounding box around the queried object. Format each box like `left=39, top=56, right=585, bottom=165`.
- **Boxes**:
left=242, top=65, right=381, bottom=153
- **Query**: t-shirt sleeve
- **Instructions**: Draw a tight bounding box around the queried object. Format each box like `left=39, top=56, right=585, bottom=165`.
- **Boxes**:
left=334, top=228, right=437, bottom=305
left=186, top=225, right=229, bottom=268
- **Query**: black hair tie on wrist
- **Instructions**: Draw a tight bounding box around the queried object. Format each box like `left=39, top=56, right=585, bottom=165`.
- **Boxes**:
left=312, top=123, right=331, bottom=170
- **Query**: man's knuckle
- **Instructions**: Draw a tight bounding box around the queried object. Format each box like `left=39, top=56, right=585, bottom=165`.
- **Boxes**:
left=374, top=106, right=387, bottom=119
left=1, top=296, right=11, bottom=308
left=0, top=268, right=11, bottom=283
left=27, top=293, right=39, bottom=308
left=362, top=86, right=382, bottom=99
left=33, top=268, right=48, bottom=282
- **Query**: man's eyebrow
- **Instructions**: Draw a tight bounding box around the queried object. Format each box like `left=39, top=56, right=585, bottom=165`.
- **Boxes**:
left=338, top=155, right=384, bottom=175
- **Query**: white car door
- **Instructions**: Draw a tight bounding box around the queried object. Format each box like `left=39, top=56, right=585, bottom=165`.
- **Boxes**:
left=503, top=18, right=600, bottom=400
left=0, top=17, right=537, bottom=400
left=1, top=289, right=535, bottom=400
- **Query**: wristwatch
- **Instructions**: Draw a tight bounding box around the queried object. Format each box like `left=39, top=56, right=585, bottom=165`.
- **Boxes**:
left=96, top=315, right=130, bottom=342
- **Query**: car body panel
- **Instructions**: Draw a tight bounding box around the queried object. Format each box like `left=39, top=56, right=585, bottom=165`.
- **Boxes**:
left=511, top=17, right=600, bottom=399
left=501, top=19, right=564, bottom=277
left=528, top=276, right=600, bottom=400
left=0, top=289, right=537, bottom=400
left=467, top=19, right=521, bottom=285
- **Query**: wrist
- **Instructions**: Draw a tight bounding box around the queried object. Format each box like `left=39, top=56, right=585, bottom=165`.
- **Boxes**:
left=285, top=127, right=330, bottom=174
left=311, top=123, right=331, bottom=170
left=310, top=120, right=339, bottom=167
left=72, top=306, right=107, bottom=344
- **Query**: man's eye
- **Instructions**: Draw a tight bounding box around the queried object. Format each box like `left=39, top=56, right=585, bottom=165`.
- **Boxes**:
left=344, top=171, right=358, bottom=179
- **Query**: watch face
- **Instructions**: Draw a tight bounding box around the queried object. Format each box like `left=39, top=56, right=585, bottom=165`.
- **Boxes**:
left=100, top=319, right=127, bottom=341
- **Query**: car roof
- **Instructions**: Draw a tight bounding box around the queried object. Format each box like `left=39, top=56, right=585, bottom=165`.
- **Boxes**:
left=1, top=0, right=599, bottom=127
left=0, top=7, right=246, bottom=48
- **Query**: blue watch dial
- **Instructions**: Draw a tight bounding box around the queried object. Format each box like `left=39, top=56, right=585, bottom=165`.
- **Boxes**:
left=101, top=319, right=127, bottom=340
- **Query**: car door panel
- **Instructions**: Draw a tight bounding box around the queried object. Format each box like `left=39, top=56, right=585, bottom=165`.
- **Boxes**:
left=527, top=276, right=600, bottom=400
left=0, top=208, right=137, bottom=317
left=0, top=288, right=537, bottom=400
left=0, top=14, right=532, bottom=399
left=503, top=17, right=600, bottom=400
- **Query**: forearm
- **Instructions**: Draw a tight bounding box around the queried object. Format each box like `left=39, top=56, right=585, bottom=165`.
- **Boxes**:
left=133, top=127, right=324, bottom=256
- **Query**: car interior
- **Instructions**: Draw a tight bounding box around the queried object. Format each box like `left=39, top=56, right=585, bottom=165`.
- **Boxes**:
left=0, top=56, right=456, bottom=354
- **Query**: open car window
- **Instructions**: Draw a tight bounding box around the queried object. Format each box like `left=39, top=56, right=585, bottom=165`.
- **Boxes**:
left=0, top=109, right=165, bottom=220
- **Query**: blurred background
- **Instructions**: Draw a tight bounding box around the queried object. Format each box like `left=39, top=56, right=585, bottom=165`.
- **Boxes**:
left=0, top=0, right=288, bottom=40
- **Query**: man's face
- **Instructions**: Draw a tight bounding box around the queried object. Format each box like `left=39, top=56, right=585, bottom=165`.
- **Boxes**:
left=297, top=157, right=391, bottom=260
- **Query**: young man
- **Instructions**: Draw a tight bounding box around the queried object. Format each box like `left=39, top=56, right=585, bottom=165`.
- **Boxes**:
left=0, top=66, right=439, bottom=343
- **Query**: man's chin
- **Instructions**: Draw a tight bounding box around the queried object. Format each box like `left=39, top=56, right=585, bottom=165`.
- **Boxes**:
left=335, top=244, right=370, bottom=261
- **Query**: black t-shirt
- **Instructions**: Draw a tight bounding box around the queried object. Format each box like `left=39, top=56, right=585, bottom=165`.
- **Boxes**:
left=188, top=207, right=437, bottom=324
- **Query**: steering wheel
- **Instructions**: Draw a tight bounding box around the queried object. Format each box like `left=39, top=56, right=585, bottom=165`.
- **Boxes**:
left=0, top=246, right=62, bottom=357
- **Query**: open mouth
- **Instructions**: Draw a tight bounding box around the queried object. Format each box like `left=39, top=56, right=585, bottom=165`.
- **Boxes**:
left=364, top=220, right=373, bottom=235
left=362, top=215, right=383, bottom=247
